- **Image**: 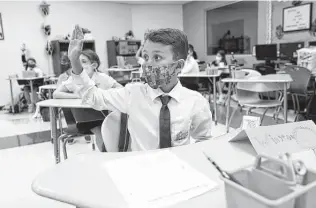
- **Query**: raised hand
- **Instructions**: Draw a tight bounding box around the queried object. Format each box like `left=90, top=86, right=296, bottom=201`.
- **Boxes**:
left=68, top=25, right=84, bottom=74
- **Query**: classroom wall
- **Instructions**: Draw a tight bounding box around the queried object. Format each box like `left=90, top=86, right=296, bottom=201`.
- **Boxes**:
left=131, top=4, right=183, bottom=42
left=0, top=1, right=183, bottom=106
left=183, top=0, right=259, bottom=67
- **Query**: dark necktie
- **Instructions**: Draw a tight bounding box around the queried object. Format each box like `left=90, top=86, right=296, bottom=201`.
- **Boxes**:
left=159, top=95, right=172, bottom=148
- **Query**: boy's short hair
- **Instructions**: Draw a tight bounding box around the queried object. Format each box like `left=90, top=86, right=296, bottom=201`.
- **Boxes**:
left=80, top=49, right=101, bottom=69
left=145, top=28, right=188, bottom=60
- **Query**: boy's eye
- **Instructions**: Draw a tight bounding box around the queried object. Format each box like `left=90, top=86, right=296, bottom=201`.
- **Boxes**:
left=143, top=54, right=149, bottom=61
left=153, top=55, right=162, bottom=62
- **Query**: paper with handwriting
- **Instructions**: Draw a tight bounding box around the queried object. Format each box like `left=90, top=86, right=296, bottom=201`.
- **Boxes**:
left=229, top=116, right=261, bottom=142
left=245, top=120, right=316, bottom=157
left=103, top=150, right=217, bottom=208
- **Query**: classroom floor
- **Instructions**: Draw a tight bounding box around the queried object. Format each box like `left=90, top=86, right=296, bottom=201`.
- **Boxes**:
left=0, top=99, right=296, bottom=208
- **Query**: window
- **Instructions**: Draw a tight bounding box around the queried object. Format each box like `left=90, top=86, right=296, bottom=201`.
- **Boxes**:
left=206, top=1, right=258, bottom=55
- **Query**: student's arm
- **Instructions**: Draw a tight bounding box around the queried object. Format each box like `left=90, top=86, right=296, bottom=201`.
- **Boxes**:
left=190, top=96, right=213, bottom=142
left=72, top=70, right=130, bottom=113
left=53, top=84, right=80, bottom=99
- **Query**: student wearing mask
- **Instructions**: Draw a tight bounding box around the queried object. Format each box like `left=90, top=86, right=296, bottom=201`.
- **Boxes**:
left=208, top=50, right=228, bottom=105
left=53, top=50, right=122, bottom=151
left=69, top=28, right=212, bottom=152
left=24, top=58, right=44, bottom=112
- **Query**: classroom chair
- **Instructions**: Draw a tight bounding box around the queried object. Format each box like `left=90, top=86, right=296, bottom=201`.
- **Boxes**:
left=59, top=108, right=107, bottom=159
left=101, top=111, right=130, bottom=152
left=281, top=65, right=314, bottom=122
left=228, top=69, right=284, bottom=126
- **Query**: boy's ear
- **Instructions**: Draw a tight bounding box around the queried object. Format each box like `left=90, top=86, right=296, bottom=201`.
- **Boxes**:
left=92, top=62, right=98, bottom=70
left=177, top=59, right=185, bottom=69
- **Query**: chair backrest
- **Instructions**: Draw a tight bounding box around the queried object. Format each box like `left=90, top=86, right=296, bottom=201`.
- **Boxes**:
left=254, top=64, right=276, bottom=75
left=241, top=69, right=261, bottom=78
left=236, top=69, right=262, bottom=105
left=101, top=111, right=129, bottom=152
left=283, top=65, right=311, bottom=94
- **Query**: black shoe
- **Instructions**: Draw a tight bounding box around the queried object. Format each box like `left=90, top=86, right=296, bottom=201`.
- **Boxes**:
left=67, top=139, right=75, bottom=145
left=84, top=136, right=91, bottom=143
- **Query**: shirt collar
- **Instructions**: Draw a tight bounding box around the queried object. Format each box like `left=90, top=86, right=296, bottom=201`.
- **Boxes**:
left=147, top=80, right=182, bottom=103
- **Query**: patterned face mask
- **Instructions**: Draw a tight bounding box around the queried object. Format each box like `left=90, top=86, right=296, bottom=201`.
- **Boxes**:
left=142, top=61, right=180, bottom=89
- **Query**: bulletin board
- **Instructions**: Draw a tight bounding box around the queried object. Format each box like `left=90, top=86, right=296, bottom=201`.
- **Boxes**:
left=283, top=3, right=312, bottom=32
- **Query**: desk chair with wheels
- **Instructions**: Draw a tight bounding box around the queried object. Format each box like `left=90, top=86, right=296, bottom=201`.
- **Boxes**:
left=59, top=108, right=107, bottom=159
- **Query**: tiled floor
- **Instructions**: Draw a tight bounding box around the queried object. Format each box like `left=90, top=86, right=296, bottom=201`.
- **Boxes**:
left=0, top=98, right=296, bottom=208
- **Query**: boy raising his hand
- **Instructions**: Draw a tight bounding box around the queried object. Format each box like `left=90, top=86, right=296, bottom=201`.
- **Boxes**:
left=69, top=27, right=212, bottom=151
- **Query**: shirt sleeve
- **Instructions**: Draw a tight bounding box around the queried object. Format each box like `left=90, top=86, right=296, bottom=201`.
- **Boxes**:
left=190, top=95, right=213, bottom=141
left=181, top=59, right=194, bottom=74
left=34, top=67, right=43, bottom=77
left=98, top=73, right=118, bottom=89
left=72, top=70, right=130, bottom=113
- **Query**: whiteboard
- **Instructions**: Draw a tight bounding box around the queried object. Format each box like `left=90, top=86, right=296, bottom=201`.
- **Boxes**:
left=283, top=3, right=312, bottom=32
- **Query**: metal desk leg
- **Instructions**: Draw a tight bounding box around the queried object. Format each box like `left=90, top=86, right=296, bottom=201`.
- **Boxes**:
left=225, top=82, right=232, bottom=133
left=284, top=84, right=288, bottom=123
left=211, top=77, right=217, bottom=125
left=9, top=79, right=15, bottom=114
left=29, top=80, right=34, bottom=109
left=51, top=106, right=60, bottom=164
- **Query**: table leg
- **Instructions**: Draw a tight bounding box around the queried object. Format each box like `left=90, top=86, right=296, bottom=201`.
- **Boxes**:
left=29, top=80, right=34, bottom=109
left=9, top=79, right=15, bottom=114
left=226, top=82, right=232, bottom=133
left=48, top=89, right=52, bottom=99
left=51, top=107, right=60, bottom=164
left=284, top=83, right=288, bottom=123
left=212, top=77, right=217, bottom=125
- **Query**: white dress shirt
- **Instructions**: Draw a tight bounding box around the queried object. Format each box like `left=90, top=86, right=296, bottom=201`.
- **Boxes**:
left=181, top=56, right=199, bottom=74
left=27, top=67, right=43, bottom=77
left=63, top=71, right=118, bottom=92
left=73, top=70, right=212, bottom=151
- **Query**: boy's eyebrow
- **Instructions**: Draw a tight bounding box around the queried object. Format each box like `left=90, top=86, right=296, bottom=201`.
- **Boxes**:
left=142, top=49, right=163, bottom=53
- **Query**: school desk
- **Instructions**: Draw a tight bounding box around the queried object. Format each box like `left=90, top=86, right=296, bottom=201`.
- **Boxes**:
left=31, top=132, right=254, bottom=208
left=6, top=75, right=55, bottom=113
left=178, top=71, right=222, bottom=125
left=39, top=84, right=57, bottom=99
left=32, top=131, right=316, bottom=208
left=36, top=99, right=91, bottom=164
left=222, top=74, right=293, bottom=133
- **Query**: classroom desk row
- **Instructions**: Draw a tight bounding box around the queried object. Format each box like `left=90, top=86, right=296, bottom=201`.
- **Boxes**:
left=36, top=73, right=293, bottom=164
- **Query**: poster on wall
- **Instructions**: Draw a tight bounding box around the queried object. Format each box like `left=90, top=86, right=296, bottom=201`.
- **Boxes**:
left=0, top=13, right=4, bottom=40
left=283, top=3, right=312, bottom=32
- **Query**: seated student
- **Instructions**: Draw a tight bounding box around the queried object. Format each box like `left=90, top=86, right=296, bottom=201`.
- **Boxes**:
left=57, top=55, right=72, bottom=86
left=189, top=44, right=198, bottom=61
left=208, top=50, right=228, bottom=105
left=24, top=58, right=44, bottom=112
left=181, top=44, right=199, bottom=74
left=69, top=28, right=212, bottom=152
left=53, top=50, right=122, bottom=151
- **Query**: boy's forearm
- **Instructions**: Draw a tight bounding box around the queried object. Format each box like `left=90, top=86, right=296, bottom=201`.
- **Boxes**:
left=53, top=91, right=80, bottom=99
left=70, top=57, right=83, bottom=75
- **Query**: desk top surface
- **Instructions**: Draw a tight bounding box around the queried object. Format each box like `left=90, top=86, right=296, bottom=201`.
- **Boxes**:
left=32, top=133, right=258, bottom=208
left=7, top=75, right=55, bottom=81
left=178, top=70, right=222, bottom=78
left=36, top=99, right=91, bottom=108
left=39, top=84, right=57, bottom=90
left=222, top=74, right=293, bottom=83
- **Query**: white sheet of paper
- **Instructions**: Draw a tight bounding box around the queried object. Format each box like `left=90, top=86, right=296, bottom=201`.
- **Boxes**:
left=291, top=150, right=316, bottom=171
left=246, top=120, right=316, bottom=157
left=241, top=116, right=261, bottom=130
left=103, top=150, right=217, bottom=208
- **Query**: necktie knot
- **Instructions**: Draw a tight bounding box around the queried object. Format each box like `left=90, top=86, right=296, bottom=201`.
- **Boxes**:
left=160, top=95, right=171, bottom=105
